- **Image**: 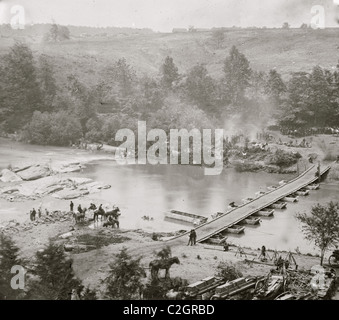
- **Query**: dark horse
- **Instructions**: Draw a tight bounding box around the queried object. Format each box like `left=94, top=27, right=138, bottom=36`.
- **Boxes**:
left=89, top=203, right=97, bottom=211
left=73, top=208, right=87, bottom=223
left=104, top=207, right=121, bottom=221
left=149, top=256, right=180, bottom=280
left=93, top=205, right=105, bottom=221
left=103, top=218, right=119, bottom=228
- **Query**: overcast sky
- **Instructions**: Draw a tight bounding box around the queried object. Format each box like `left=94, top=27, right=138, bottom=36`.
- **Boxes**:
left=0, top=0, right=338, bottom=31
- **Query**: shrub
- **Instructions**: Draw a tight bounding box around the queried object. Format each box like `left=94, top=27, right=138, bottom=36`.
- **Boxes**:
left=268, top=149, right=301, bottom=168
left=154, top=246, right=172, bottom=259
left=143, top=277, right=188, bottom=300
left=215, top=262, right=243, bottom=281
left=23, top=111, right=83, bottom=146
left=27, top=242, right=82, bottom=300
left=0, top=233, right=26, bottom=300
left=105, top=248, right=146, bottom=300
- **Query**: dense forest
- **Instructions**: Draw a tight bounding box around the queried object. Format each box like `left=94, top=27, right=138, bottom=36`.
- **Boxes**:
left=1, top=39, right=339, bottom=147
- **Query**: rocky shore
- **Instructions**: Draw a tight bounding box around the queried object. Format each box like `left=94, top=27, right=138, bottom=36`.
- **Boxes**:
left=0, top=160, right=111, bottom=202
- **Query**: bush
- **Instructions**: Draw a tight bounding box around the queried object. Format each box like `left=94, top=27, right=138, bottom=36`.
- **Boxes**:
left=143, top=277, right=188, bottom=300
left=154, top=246, right=172, bottom=259
left=0, top=233, right=26, bottom=300
left=27, top=242, right=82, bottom=300
left=105, top=248, right=146, bottom=300
left=268, top=149, right=301, bottom=168
left=23, top=111, right=83, bottom=146
left=215, top=262, right=243, bottom=281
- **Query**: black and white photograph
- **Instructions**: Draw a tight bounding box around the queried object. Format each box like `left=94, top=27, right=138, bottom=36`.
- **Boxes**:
left=1, top=0, right=339, bottom=305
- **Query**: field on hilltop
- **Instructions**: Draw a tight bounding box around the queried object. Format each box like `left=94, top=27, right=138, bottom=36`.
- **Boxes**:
left=0, top=27, right=339, bottom=84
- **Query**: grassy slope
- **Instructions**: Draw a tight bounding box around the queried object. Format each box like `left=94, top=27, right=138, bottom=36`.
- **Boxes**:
left=1, top=28, right=339, bottom=85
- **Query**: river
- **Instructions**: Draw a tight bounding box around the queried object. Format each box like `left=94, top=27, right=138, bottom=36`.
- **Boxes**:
left=0, top=138, right=338, bottom=255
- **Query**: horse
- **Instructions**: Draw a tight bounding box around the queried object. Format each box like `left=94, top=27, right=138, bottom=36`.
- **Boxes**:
left=149, top=256, right=180, bottom=280
left=93, top=206, right=105, bottom=221
left=73, top=208, right=87, bottom=224
left=89, top=203, right=97, bottom=211
left=103, top=218, right=119, bottom=228
left=103, top=207, right=121, bottom=221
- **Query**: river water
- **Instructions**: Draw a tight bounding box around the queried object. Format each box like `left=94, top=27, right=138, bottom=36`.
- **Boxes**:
left=0, top=138, right=338, bottom=255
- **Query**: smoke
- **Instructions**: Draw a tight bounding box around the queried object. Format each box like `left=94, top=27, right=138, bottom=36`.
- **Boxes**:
left=223, top=113, right=267, bottom=142
left=222, top=97, right=275, bottom=143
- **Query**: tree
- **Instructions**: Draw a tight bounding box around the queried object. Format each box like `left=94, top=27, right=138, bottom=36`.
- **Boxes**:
left=278, top=72, right=310, bottom=130
left=105, top=248, right=146, bottom=300
left=265, top=69, right=286, bottom=103
left=0, top=233, right=25, bottom=300
left=37, top=54, right=58, bottom=110
left=109, top=58, right=137, bottom=98
left=44, top=23, right=70, bottom=42
left=160, top=56, right=180, bottom=89
left=249, top=70, right=267, bottom=97
left=0, top=42, right=43, bottom=132
left=66, top=74, right=98, bottom=134
left=211, top=29, right=225, bottom=48
left=154, top=246, right=172, bottom=260
left=184, top=64, right=216, bottom=112
left=222, top=46, right=252, bottom=106
left=282, top=22, right=290, bottom=29
left=135, top=76, right=164, bottom=119
left=296, top=202, right=339, bottom=266
left=306, top=66, right=334, bottom=127
left=27, top=242, right=82, bottom=300
left=24, top=110, right=83, bottom=146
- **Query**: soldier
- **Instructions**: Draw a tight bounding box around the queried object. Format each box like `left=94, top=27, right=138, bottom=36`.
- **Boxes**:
left=192, top=229, right=197, bottom=245
left=70, top=201, right=74, bottom=212
left=77, top=204, right=82, bottom=213
left=187, top=230, right=194, bottom=246
left=260, top=245, right=267, bottom=261
left=31, top=208, right=37, bottom=221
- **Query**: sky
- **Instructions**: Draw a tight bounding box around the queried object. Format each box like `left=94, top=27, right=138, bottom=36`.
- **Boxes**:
left=0, top=0, right=338, bottom=31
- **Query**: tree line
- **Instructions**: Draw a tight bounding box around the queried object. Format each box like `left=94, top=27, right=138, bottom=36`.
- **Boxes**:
left=0, top=42, right=338, bottom=147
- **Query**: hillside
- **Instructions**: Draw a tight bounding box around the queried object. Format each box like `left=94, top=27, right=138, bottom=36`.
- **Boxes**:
left=0, top=26, right=339, bottom=85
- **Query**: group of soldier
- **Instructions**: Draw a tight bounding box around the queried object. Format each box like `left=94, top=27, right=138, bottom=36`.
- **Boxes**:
left=187, top=229, right=197, bottom=246
left=29, top=207, right=46, bottom=221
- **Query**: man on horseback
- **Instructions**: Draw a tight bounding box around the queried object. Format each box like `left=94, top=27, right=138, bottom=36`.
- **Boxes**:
left=93, top=204, right=105, bottom=221
left=77, top=204, right=83, bottom=213
left=89, top=203, right=96, bottom=210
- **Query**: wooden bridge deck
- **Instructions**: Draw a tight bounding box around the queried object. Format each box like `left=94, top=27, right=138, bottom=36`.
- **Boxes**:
left=166, top=163, right=331, bottom=246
